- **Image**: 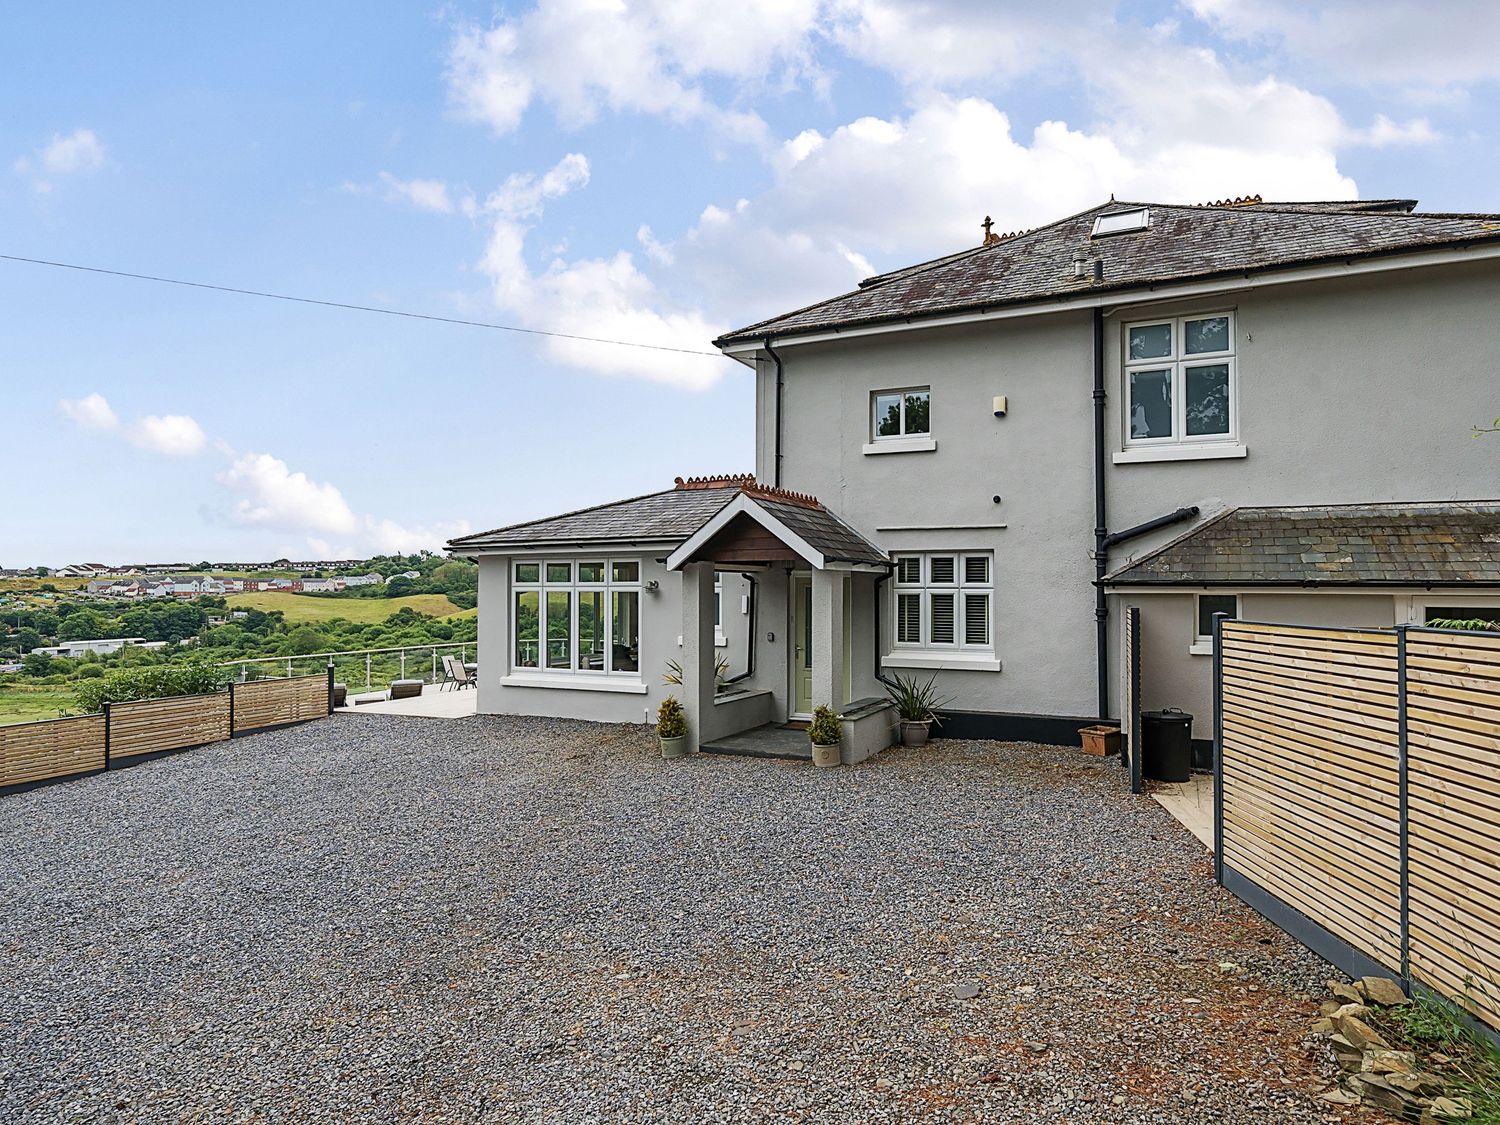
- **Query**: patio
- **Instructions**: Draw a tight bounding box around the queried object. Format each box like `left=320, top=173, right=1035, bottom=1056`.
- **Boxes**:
left=0, top=715, right=1351, bottom=1123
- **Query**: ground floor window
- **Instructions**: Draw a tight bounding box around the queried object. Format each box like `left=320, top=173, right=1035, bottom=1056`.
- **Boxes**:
left=892, top=552, right=992, bottom=651
left=1195, top=594, right=1239, bottom=644
left=513, top=559, right=642, bottom=675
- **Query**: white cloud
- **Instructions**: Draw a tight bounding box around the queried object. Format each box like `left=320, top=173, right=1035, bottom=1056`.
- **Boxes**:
left=131, top=414, right=208, bottom=457
left=363, top=516, right=473, bottom=555
left=379, top=172, right=461, bottom=214
left=58, top=393, right=119, bottom=431
left=445, top=1, right=822, bottom=143
left=218, top=452, right=359, bottom=536
left=1349, top=114, right=1440, bottom=148
left=476, top=153, right=727, bottom=390
left=14, top=128, right=107, bottom=191
left=1184, top=0, right=1500, bottom=88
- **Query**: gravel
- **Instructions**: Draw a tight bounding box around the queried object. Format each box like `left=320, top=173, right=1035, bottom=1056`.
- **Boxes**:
left=0, top=715, right=1371, bottom=1123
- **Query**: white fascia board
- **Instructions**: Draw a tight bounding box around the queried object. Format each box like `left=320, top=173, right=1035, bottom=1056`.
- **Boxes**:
left=455, top=540, right=683, bottom=558
left=719, top=241, right=1500, bottom=355
left=666, top=493, right=826, bottom=571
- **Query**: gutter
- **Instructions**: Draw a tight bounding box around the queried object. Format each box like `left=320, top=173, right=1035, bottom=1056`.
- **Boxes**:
left=872, top=565, right=900, bottom=692
left=1092, top=308, right=1108, bottom=718
left=1102, top=578, right=1495, bottom=590
left=721, top=573, right=758, bottom=686
left=765, top=335, right=785, bottom=487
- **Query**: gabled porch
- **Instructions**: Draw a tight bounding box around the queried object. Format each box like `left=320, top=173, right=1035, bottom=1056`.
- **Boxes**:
left=665, top=478, right=898, bottom=764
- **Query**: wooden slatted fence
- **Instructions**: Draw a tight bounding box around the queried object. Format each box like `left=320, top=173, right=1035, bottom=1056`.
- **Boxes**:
left=231, top=674, right=329, bottom=733
left=109, top=694, right=232, bottom=761
left=0, top=671, right=331, bottom=794
left=1215, top=619, right=1500, bottom=1035
left=0, top=714, right=106, bottom=788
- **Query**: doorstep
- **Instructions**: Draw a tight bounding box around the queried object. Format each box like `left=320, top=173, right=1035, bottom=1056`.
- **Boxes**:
left=700, top=724, right=811, bottom=762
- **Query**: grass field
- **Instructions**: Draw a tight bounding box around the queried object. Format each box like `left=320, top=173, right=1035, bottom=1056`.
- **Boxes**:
left=0, top=687, right=79, bottom=727
left=226, top=591, right=468, bottom=623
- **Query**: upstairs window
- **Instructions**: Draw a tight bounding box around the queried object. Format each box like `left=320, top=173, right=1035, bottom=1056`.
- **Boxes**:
left=872, top=387, right=931, bottom=441
left=1124, top=313, right=1235, bottom=448
left=893, top=552, right=992, bottom=652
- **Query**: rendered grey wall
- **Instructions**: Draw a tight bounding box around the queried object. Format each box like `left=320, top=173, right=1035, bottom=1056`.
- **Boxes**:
left=765, top=312, right=1099, bottom=720
left=1106, top=259, right=1500, bottom=545
left=758, top=255, right=1500, bottom=731
left=1129, top=591, right=1400, bottom=739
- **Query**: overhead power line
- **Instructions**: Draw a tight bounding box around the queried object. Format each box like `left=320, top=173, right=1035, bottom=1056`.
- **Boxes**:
left=0, top=252, right=726, bottom=358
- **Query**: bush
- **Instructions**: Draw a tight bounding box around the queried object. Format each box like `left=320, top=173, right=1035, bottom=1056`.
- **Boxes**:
left=808, top=704, right=842, bottom=746
left=656, top=696, right=687, bottom=739
left=75, top=656, right=232, bottom=712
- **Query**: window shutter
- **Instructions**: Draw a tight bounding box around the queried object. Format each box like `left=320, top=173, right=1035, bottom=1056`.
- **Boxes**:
left=964, top=556, right=989, bottom=585
left=897, top=593, right=922, bottom=643
left=896, top=557, right=921, bottom=584
left=930, top=593, right=955, bottom=644
left=930, top=556, right=956, bottom=584
left=965, top=593, right=990, bottom=646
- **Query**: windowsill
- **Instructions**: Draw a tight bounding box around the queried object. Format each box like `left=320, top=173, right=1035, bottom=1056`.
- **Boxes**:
left=1188, top=641, right=1214, bottom=657
left=1113, top=443, right=1247, bottom=465
left=883, top=651, right=1002, bottom=672
left=500, top=673, right=648, bottom=694
left=863, top=436, right=937, bottom=456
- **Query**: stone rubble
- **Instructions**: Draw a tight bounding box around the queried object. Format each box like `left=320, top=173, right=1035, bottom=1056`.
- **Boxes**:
left=1307, top=976, right=1476, bottom=1123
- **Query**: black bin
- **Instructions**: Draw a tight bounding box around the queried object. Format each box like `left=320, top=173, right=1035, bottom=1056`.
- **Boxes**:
left=1141, top=708, right=1193, bottom=782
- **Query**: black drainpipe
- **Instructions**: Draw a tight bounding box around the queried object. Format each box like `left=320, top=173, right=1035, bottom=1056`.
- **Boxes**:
left=1092, top=307, right=1109, bottom=718
left=765, top=335, right=785, bottom=487
left=872, top=565, right=900, bottom=692
left=721, top=573, right=758, bottom=686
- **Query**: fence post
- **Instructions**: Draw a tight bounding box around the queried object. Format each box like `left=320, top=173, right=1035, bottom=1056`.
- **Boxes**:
left=1212, top=612, right=1227, bottom=886
left=1395, top=624, right=1411, bottom=991
left=102, top=701, right=112, bottom=770
left=400, top=649, right=407, bottom=680
left=432, top=650, right=438, bottom=684
left=229, top=681, right=237, bottom=736
left=365, top=653, right=372, bottom=689
left=286, top=658, right=293, bottom=678
left=326, top=662, right=335, bottom=715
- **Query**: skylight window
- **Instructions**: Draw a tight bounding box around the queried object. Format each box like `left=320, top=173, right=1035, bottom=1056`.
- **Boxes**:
left=1092, top=208, right=1150, bottom=237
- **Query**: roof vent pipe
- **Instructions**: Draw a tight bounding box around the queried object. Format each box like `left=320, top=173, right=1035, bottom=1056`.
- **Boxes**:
left=1073, top=256, right=1088, bottom=279
left=1093, top=259, right=1104, bottom=283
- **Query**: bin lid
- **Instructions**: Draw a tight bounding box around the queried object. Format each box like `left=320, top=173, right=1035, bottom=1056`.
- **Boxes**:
left=1142, top=707, right=1194, bottom=722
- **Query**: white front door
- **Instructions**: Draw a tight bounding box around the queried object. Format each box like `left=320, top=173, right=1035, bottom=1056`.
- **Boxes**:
left=791, top=573, right=813, bottom=717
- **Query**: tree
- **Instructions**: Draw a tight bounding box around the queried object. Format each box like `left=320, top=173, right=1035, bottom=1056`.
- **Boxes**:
left=22, top=652, right=52, bottom=676
left=14, top=627, right=42, bottom=653
left=57, top=609, right=109, bottom=642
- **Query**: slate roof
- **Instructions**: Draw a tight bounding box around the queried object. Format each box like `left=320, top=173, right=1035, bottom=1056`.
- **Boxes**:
left=447, top=476, right=888, bottom=567
left=717, top=198, right=1500, bottom=345
left=742, top=491, right=889, bottom=566
left=448, top=485, right=742, bottom=551
left=1102, top=501, right=1500, bottom=587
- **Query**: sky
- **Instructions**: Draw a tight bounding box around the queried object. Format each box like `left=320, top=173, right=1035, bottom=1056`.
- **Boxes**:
left=3, top=1, right=1498, bottom=567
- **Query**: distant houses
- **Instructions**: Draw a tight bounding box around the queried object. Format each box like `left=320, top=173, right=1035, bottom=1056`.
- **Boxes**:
left=82, top=571, right=389, bottom=600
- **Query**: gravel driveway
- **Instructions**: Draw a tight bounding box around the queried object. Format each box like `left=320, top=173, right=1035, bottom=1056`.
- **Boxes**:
left=0, top=715, right=1369, bottom=1124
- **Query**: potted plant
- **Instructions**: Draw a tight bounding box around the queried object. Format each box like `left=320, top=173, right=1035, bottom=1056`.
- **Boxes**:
left=663, top=657, right=732, bottom=692
left=657, top=695, right=688, bottom=759
left=808, top=704, right=843, bottom=768
left=884, top=670, right=953, bottom=747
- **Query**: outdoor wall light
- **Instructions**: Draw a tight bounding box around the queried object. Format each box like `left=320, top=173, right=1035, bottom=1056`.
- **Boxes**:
left=645, top=580, right=660, bottom=592
left=993, top=395, right=1008, bottom=418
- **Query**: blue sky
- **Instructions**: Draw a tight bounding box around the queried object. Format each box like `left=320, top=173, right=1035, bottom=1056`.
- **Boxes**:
left=4, top=1, right=1497, bottom=566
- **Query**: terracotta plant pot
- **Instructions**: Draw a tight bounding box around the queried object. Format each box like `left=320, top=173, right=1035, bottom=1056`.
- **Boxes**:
left=811, top=740, right=841, bottom=768
left=659, top=735, right=688, bottom=760
left=1079, top=724, right=1121, bottom=757
left=900, top=720, right=931, bottom=747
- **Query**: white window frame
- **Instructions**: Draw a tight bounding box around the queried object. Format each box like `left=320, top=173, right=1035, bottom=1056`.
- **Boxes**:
left=511, top=558, right=643, bottom=678
left=1123, top=313, right=1237, bottom=451
left=891, top=552, right=993, bottom=655
left=1189, top=592, right=1239, bottom=655
left=870, top=386, right=932, bottom=442
left=1405, top=594, right=1500, bottom=627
